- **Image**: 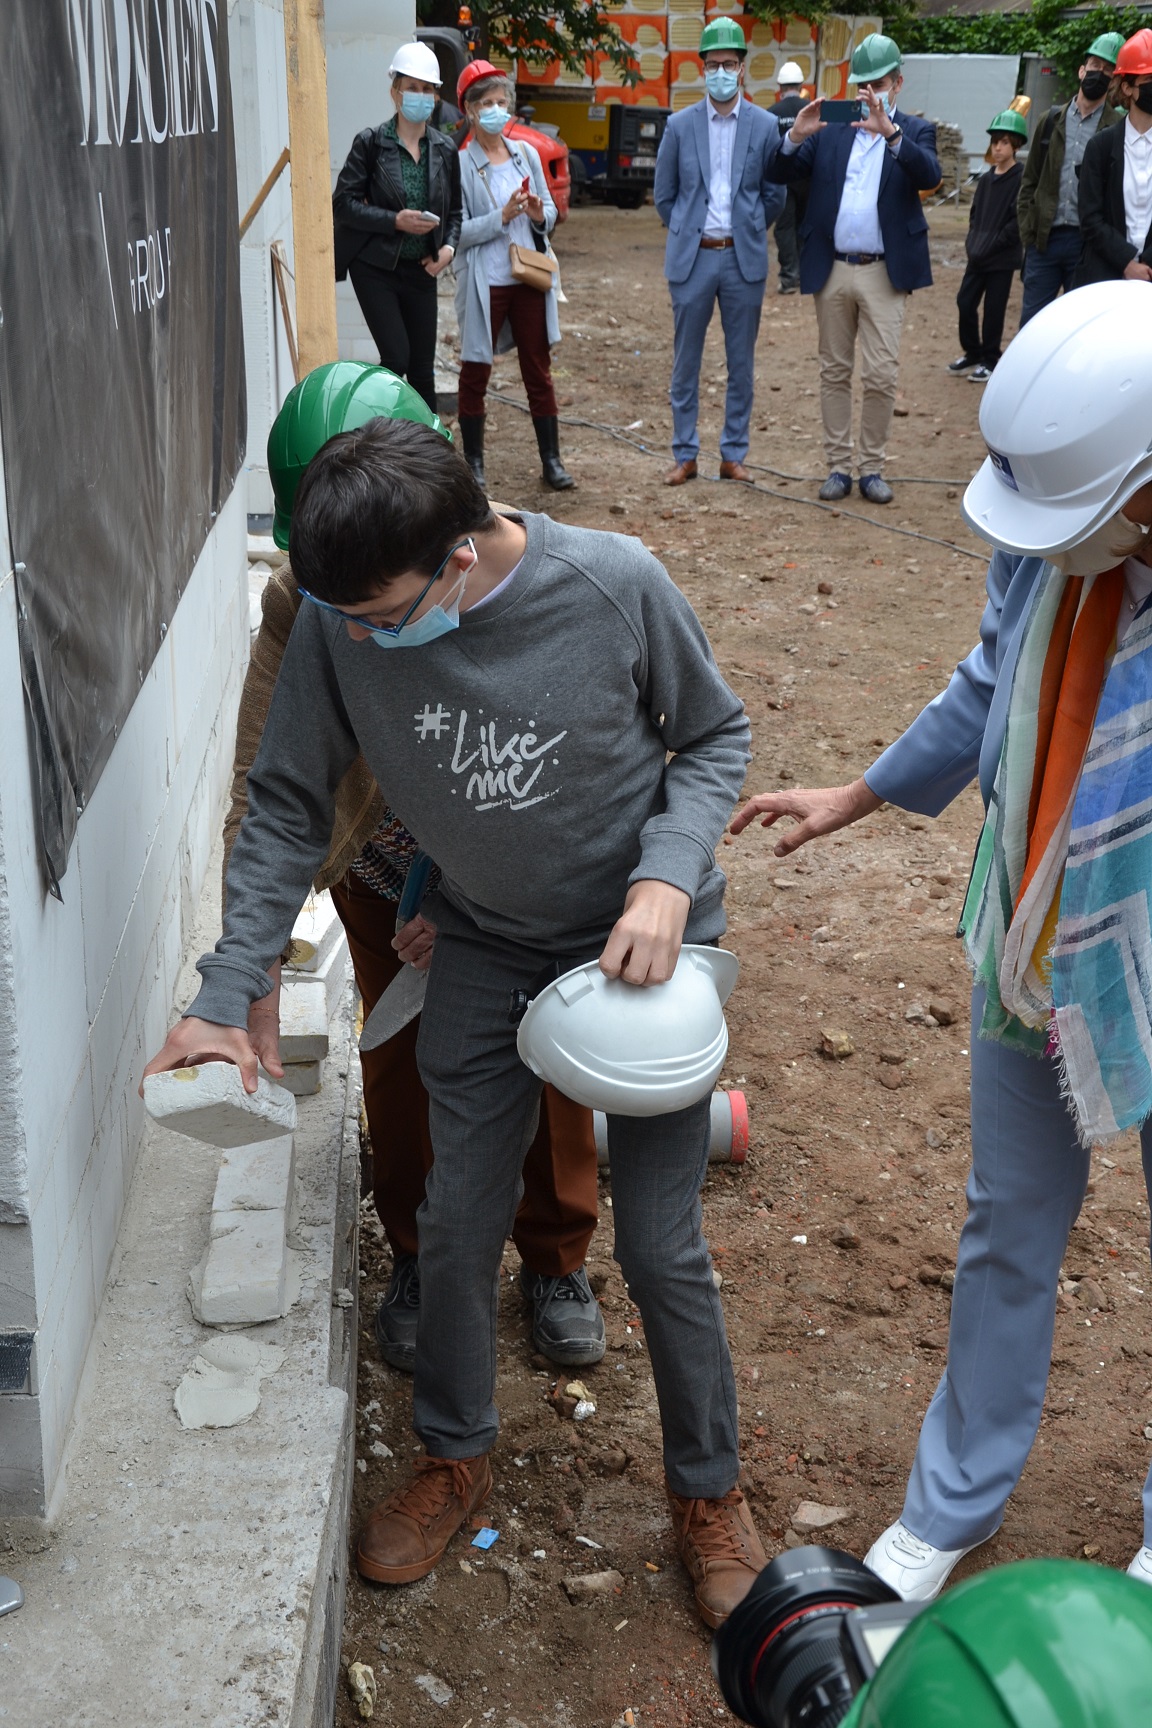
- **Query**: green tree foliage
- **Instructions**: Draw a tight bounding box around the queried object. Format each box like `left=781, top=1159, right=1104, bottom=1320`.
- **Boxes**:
left=880, top=0, right=1151, bottom=88
left=417, top=0, right=636, bottom=80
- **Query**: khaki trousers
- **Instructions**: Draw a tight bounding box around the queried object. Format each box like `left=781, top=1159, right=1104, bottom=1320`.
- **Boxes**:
left=814, top=259, right=908, bottom=476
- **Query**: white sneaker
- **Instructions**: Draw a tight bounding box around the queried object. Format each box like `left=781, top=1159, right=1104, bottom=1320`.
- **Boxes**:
left=864, top=1520, right=987, bottom=1602
left=1127, top=1546, right=1152, bottom=1585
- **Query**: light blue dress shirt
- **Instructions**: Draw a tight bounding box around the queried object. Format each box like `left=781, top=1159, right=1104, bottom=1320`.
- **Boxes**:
left=702, top=98, right=738, bottom=239
left=832, top=128, right=887, bottom=254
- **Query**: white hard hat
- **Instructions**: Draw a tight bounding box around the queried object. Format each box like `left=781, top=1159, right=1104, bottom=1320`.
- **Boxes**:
left=777, top=61, right=805, bottom=85
left=389, top=41, right=443, bottom=85
left=516, top=946, right=739, bottom=1117
left=962, top=281, right=1152, bottom=556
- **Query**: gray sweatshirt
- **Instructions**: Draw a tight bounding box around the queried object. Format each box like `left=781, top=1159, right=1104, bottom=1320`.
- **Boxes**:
left=191, top=511, right=751, bottom=1027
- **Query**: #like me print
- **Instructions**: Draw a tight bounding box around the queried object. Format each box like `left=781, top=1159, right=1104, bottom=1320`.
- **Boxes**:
left=414, top=701, right=567, bottom=813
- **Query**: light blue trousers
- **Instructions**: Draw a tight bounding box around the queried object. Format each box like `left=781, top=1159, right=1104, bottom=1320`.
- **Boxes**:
left=903, top=988, right=1152, bottom=1550
left=668, top=246, right=765, bottom=465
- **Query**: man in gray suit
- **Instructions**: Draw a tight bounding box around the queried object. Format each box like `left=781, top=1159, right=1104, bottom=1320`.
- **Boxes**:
left=653, top=18, right=784, bottom=486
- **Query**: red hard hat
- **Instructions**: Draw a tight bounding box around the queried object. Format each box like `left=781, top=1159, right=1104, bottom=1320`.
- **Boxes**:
left=1117, top=28, right=1152, bottom=78
left=457, top=59, right=502, bottom=105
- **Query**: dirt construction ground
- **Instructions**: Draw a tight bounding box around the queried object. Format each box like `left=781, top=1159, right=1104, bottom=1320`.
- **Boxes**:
left=335, top=201, right=1152, bottom=1728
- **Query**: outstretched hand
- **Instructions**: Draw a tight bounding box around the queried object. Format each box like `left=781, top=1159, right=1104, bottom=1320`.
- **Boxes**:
left=729, top=776, right=883, bottom=856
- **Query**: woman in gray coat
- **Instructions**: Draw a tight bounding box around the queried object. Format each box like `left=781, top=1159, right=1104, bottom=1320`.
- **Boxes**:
left=454, top=62, right=573, bottom=490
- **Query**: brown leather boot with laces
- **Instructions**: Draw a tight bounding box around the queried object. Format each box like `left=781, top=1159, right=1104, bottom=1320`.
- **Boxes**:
left=357, top=1453, right=493, bottom=1584
left=667, top=1484, right=768, bottom=1628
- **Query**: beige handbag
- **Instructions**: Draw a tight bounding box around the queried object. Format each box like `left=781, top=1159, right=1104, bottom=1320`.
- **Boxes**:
left=508, top=241, right=558, bottom=293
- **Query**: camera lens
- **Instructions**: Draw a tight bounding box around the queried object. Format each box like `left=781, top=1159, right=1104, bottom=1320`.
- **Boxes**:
left=712, top=1545, right=898, bottom=1728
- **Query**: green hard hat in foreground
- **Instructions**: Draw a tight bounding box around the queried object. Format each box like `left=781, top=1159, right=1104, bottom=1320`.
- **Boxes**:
left=848, top=32, right=902, bottom=83
left=699, top=17, right=746, bottom=56
left=267, top=361, right=449, bottom=549
left=843, top=1560, right=1152, bottom=1727
left=988, top=109, right=1028, bottom=139
left=1088, top=30, right=1125, bottom=66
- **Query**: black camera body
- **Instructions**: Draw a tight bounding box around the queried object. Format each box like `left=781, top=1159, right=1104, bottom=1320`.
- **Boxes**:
left=712, top=1546, right=923, bottom=1728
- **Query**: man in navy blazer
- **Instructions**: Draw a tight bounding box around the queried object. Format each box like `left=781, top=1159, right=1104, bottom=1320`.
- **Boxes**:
left=770, top=33, right=939, bottom=505
left=654, top=18, right=785, bottom=486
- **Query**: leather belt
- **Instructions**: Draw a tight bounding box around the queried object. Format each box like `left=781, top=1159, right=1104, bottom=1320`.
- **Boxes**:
left=835, top=250, right=884, bottom=265
left=699, top=236, right=735, bottom=250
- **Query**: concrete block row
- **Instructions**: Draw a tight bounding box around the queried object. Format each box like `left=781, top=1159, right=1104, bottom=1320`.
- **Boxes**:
left=190, top=1135, right=297, bottom=1326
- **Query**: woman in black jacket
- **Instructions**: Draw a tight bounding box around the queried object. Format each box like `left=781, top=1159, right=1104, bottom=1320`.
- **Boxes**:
left=1075, top=29, right=1152, bottom=288
left=948, top=111, right=1025, bottom=382
left=332, top=42, right=463, bottom=411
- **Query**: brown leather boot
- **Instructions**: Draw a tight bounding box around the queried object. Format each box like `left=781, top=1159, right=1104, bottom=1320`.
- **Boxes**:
left=357, top=1453, right=493, bottom=1584
left=667, top=1484, right=768, bottom=1629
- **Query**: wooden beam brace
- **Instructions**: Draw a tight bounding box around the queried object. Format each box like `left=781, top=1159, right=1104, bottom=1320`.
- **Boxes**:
left=282, top=0, right=338, bottom=374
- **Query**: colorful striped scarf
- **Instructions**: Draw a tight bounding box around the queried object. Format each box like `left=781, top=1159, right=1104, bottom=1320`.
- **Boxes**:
left=959, top=560, right=1152, bottom=1145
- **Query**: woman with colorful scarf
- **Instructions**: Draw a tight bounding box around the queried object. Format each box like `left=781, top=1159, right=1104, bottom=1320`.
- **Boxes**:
left=733, top=280, right=1152, bottom=1600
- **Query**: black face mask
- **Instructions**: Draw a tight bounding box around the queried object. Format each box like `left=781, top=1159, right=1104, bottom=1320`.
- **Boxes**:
left=1136, top=81, right=1152, bottom=115
left=1081, top=69, right=1111, bottom=100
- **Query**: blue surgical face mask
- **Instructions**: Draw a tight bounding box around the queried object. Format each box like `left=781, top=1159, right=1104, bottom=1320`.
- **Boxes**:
left=400, top=91, right=436, bottom=124
left=367, top=542, right=477, bottom=651
left=478, top=105, right=512, bottom=134
left=705, top=67, right=740, bottom=103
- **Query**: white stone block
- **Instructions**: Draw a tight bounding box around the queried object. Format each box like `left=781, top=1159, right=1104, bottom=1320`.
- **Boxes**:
left=285, top=934, right=350, bottom=1022
left=193, top=1209, right=289, bottom=1325
left=274, top=1060, right=323, bottom=1098
left=286, top=892, right=344, bottom=974
left=279, top=979, right=329, bottom=1061
left=212, top=1136, right=295, bottom=1215
left=143, top=1063, right=297, bottom=1148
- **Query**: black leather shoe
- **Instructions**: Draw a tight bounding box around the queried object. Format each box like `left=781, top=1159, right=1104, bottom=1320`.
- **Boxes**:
left=818, top=471, right=852, bottom=502
left=375, top=1254, right=419, bottom=1372
left=458, top=415, right=486, bottom=490
left=520, top=1265, right=605, bottom=1366
left=859, top=474, right=894, bottom=505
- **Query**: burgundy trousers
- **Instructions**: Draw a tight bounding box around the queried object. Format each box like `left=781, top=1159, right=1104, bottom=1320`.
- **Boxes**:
left=457, top=283, right=558, bottom=418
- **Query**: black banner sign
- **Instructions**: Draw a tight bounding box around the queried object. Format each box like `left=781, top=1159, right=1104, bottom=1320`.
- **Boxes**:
left=0, top=1, right=246, bottom=894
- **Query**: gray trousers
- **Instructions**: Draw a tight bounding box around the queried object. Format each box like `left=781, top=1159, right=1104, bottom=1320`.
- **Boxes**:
left=668, top=245, right=765, bottom=466
left=902, top=988, right=1152, bottom=1550
left=411, top=903, right=741, bottom=1498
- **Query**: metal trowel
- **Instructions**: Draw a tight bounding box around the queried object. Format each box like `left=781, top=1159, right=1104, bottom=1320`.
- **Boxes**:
left=359, top=850, right=433, bottom=1051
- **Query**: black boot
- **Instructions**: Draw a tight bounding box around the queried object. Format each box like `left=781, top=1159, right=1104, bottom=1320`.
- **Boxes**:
left=458, top=415, right=486, bottom=489
left=533, top=416, right=575, bottom=490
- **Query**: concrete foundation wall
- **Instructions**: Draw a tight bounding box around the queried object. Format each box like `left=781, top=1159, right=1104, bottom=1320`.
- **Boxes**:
left=0, top=463, right=248, bottom=1516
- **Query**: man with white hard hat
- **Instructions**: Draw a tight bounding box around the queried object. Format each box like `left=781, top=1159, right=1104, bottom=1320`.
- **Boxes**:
left=333, top=41, right=461, bottom=410
left=143, top=417, right=769, bottom=1629
left=772, top=61, right=808, bottom=294
left=733, top=280, right=1152, bottom=1598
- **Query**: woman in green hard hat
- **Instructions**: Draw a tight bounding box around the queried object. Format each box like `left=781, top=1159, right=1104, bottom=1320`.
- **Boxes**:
left=947, top=110, right=1026, bottom=383
left=236, top=361, right=604, bottom=1381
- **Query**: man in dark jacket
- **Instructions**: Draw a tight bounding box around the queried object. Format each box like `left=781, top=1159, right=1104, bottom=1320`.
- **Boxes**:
left=1076, top=28, right=1152, bottom=287
left=769, top=32, right=940, bottom=506
left=772, top=62, right=809, bottom=294
left=1016, top=31, right=1124, bottom=326
left=948, top=110, right=1025, bottom=381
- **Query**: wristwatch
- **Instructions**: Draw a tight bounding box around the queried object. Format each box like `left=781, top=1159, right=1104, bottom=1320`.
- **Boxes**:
left=885, top=124, right=902, bottom=146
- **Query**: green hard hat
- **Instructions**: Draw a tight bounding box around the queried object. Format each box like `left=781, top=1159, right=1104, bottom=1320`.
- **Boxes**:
left=267, top=361, right=449, bottom=550
left=843, top=1560, right=1152, bottom=1728
left=848, top=32, right=902, bottom=83
left=699, top=17, right=746, bottom=56
left=1088, top=31, right=1125, bottom=65
left=988, top=108, right=1027, bottom=139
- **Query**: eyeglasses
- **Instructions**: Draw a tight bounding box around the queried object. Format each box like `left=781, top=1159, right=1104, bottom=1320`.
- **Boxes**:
left=705, top=59, right=742, bottom=73
left=299, top=538, right=475, bottom=638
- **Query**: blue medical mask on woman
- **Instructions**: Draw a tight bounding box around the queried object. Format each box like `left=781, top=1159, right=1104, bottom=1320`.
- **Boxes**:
left=368, top=541, right=477, bottom=650
left=478, top=105, right=512, bottom=134
left=400, top=91, right=436, bottom=124
left=705, top=67, right=740, bottom=103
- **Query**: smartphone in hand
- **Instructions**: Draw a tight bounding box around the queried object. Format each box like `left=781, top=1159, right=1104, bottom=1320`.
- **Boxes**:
left=520, top=176, right=530, bottom=194
left=419, top=210, right=440, bottom=225
left=821, top=98, right=867, bottom=123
